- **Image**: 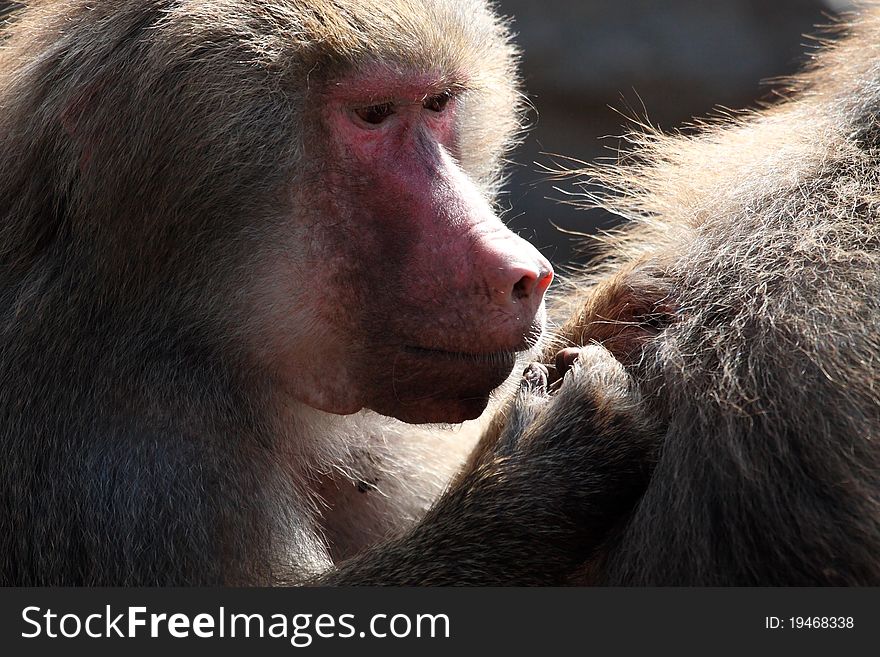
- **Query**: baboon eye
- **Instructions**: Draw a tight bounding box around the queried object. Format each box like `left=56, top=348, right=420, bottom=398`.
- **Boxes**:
left=424, top=91, right=452, bottom=113
left=355, top=103, right=395, bottom=125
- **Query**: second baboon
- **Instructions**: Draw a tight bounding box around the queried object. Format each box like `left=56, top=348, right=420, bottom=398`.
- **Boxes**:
left=484, top=7, right=880, bottom=585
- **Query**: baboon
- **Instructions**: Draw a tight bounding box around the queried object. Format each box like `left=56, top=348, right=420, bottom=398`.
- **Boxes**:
left=485, top=7, right=880, bottom=585
left=0, top=0, right=657, bottom=585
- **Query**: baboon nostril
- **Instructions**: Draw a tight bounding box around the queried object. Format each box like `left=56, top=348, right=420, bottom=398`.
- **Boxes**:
left=512, top=273, right=535, bottom=300
left=512, top=269, right=553, bottom=301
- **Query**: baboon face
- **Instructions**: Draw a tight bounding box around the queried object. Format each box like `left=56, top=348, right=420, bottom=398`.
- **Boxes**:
left=254, top=68, right=551, bottom=424
left=4, top=0, right=544, bottom=426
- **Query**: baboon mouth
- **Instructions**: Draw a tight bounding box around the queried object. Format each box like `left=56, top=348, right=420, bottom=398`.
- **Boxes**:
left=403, top=321, right=544, bottom=364
left=404, top=345, right=519, bottom=366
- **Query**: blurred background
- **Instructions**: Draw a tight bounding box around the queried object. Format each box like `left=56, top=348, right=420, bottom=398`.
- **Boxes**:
left=495, top=0, right=856, bottom=268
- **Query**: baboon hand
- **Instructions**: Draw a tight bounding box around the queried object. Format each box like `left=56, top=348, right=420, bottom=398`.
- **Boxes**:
left=501, top=345, right=660, bottom=538
left=502, top=344, right=653, bottom=453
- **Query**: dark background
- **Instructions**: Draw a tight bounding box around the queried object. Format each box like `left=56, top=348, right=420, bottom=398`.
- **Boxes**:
left=1, top=0, right=854, bottom=267
left=496, top=0, right=853, bottom=268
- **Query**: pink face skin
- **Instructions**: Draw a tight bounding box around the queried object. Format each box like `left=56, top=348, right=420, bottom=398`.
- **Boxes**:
left=260, top=70, right=553, bottom=424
